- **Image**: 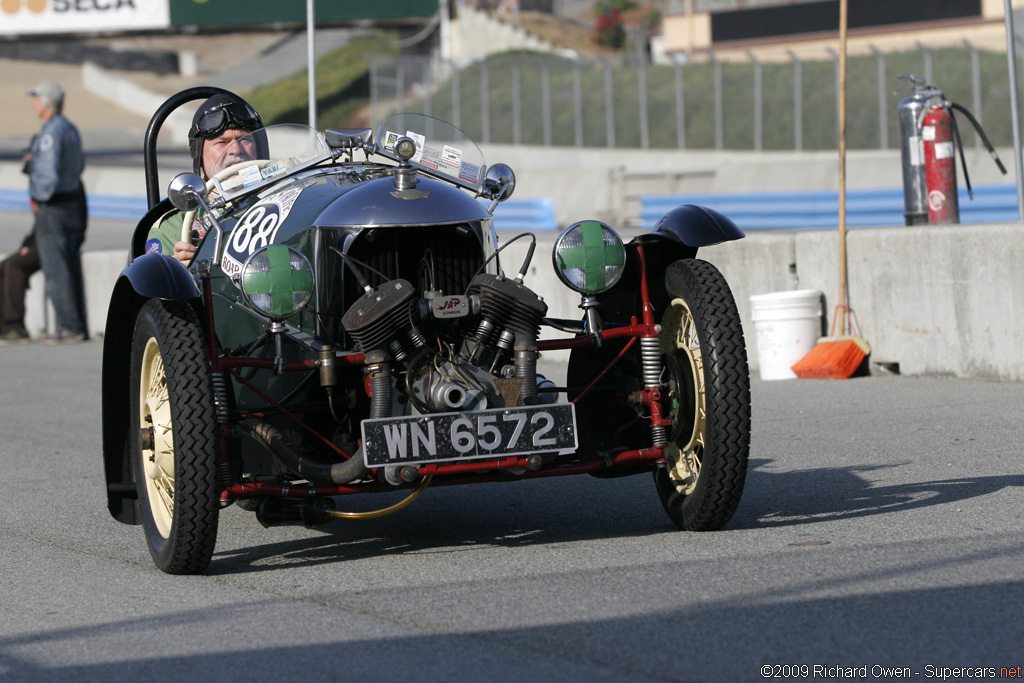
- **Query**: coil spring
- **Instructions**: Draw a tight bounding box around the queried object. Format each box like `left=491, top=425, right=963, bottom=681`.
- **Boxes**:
left=217, top=462, right=234, bottom=495
left=211, top=370, right=234, bottom=491
left=640, top=336, right=662, bottom=388
left=640, top=336, right=669, bottom=447
left=211, top=371, right=230, bottom=424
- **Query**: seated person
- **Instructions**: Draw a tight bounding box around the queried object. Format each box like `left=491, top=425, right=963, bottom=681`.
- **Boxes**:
left=147, top=94, right=263, bottom=264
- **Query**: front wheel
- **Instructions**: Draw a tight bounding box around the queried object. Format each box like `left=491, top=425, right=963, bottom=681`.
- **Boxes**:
left=654, top=259, right=750, bottom=531
left=130, top=299, right=220, bottom=574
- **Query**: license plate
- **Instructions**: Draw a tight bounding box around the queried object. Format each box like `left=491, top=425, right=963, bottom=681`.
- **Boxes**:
left=361, top=404, right=578, bottom=468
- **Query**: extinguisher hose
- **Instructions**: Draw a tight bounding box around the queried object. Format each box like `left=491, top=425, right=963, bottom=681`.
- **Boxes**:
left=950, top=101, right=1008, bottom=176
left=949, top=113, right=974, bottom=200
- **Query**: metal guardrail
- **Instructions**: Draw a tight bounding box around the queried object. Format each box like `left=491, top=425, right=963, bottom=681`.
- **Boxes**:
left=0, top=188, right=148, bottom=222
left=489, top=197, right=558, bottom=232
left=638, top=184, right=1022, bottom=231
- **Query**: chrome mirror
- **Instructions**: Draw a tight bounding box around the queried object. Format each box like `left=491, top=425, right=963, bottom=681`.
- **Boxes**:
left=483, top=163, right=516, bottom=202
left=167, top=173, right=208, bottom=211
left=166, top=172, right=228, bottom=269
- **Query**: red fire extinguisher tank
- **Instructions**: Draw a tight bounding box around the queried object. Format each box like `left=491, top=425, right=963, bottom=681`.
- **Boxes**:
left=922, top=105, right=959, bottom=224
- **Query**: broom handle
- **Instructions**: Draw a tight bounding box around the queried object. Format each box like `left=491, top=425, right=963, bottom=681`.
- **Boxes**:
left=838, top=0, right=849, bottom=336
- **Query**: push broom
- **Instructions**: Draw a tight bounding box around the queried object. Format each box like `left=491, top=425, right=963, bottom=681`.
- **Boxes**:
left=791, top=0, right=871, bottom=380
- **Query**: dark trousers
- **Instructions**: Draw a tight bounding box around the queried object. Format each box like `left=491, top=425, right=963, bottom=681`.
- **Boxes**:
left=34, top=187, right=88, bottom=336
left=0, top=247, right=41, bottom=331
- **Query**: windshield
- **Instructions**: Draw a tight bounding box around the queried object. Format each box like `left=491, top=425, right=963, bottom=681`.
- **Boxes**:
left=375, top=113, right=486, bottom=191
left=212, top=124, right=329, bottom=200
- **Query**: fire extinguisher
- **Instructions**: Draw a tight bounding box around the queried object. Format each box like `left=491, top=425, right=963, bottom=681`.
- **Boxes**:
left=922, top=101, right=959, bottom=223
left=897, top=75, right=1006, bottom=225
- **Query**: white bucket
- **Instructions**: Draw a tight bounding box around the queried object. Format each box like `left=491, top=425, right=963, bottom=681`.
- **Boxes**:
left=749, top=289, right=823, bottom=381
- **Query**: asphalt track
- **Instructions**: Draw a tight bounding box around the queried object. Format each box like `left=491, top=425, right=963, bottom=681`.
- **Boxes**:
left=0, top=339, right=1021, bottom=681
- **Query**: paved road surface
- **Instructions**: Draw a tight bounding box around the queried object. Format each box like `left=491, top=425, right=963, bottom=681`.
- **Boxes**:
left=0, top=341, right=1021, bottom=681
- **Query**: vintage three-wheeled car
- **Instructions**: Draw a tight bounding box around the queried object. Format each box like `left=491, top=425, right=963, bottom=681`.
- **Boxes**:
left=102, top=88, right=750, bottom=574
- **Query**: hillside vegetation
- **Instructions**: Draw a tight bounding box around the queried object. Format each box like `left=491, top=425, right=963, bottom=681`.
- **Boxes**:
left=245, top=32, right=398, bottom=130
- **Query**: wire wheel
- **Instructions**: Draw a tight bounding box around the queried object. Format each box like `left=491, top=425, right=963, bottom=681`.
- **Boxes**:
left=660, top=298, right=706, bottom=497
left=131, top=299, right=220, bottom=574
left=654, top=259, right=751, bottom=531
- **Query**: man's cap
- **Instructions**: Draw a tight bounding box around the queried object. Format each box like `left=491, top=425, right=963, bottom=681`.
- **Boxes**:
left=27, top=81, right=64, bottom=103
left=188, top=92, right=263, bottom=176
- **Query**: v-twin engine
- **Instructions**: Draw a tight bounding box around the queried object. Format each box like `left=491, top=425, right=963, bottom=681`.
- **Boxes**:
left=341, top=272, right=549, bottom=416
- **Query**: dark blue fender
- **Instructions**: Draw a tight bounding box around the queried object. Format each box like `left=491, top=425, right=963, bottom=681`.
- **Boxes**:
left=651, top=204, right=745, bottom=248
left=102, top=252, right=201, bottom=524
left=120, top=250, right=201, bottom=300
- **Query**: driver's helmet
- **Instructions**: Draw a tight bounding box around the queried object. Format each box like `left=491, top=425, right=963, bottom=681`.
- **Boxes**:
left=187, top=93, right=264, bottom=178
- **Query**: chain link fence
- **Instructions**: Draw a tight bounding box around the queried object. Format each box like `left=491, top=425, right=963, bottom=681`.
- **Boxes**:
left=369, top=43, right=1022, bottom=151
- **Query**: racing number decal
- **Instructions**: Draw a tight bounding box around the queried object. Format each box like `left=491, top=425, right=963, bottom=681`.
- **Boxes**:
left=231, top=206, right=280, bottom=254
left=221, top=187, right=303, bottom=283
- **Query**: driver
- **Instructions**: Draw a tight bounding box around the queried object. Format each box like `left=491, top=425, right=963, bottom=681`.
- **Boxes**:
left=146, top=93, right=263, bottom=264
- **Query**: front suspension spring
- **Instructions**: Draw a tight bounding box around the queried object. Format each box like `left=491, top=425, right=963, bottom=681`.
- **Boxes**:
left=640, top=336, right=663, bottom=389
left=640, top=335, right=669, bottom=446
left=211, top=370, right=230, bottom=424
left=211, top=370, right=233, bottom=488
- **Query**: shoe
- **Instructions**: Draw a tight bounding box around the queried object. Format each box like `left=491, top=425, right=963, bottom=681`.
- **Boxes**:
left=40, top=330, right=86, bottom=346
left=0, top=327, right=31, bottom=346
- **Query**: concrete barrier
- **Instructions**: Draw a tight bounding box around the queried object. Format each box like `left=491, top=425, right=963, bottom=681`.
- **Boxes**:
left=23, top=248, right=125, bottom=341
left=701, top=224, right=1024, bottom=381
left=490, top=224, right=1024, bottom=381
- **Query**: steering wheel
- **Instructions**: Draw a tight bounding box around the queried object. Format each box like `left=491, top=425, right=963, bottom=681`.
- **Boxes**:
left=179, top=159, right=273, bottom=243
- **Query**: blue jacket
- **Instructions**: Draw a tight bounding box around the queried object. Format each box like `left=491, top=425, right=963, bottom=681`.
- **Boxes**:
left=28, top=114, right=84, bottom=203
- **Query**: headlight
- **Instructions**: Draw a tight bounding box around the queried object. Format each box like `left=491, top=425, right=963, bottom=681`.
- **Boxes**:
left=239, top=245, right=314, bottom=320
left=552, top=220, right=626, bottom=294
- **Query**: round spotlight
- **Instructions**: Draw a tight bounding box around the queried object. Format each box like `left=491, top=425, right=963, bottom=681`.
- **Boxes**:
left=239, top=245, right=314, bottom=320
left=552, top=220, right=626, bottom=294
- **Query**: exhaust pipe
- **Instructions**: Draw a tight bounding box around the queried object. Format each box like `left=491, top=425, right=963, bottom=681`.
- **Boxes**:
left=237, top=419, right=369, bottom=485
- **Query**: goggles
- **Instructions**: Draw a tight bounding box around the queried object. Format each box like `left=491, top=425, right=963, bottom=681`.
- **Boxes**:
left=190, top=101, right=262, bottom=140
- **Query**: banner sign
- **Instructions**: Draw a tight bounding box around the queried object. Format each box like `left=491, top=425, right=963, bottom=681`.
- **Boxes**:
left=0, top=0, right=171, bottom=36
left=169, top=0, right=436, bottom=28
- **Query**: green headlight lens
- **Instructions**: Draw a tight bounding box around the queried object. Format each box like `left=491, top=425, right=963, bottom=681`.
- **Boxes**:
left=240, top=245, right=314, bottom=320
left=552, top=220, right=626, bottom=294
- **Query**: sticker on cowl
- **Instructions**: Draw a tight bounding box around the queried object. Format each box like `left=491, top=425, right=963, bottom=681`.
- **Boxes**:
left=406, top=131, right=426, bottom=163
left=459, top=161, right=481, bottom=184
left=382, top=130, right=402, bottom=150
left=239, top=164, right=263, bottom=187
left=419, top=146, right=441, bottom=170
left=440, top=145, right=462, bottom=177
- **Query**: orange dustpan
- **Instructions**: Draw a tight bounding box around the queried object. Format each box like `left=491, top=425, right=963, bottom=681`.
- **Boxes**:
left=791, top=305, right=870, bottom=379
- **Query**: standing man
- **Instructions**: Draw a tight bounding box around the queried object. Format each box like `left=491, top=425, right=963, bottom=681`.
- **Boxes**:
left=26, top=80, right=88, bottom=344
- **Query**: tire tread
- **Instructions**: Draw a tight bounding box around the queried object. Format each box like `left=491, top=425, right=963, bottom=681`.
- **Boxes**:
left=133, top=299, right=219, bottom=574
left=658, top=258, right=751, bottom=531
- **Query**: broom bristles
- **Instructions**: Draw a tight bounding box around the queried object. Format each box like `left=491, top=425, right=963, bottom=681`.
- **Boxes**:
left=791, top=335, right=869, bottom=379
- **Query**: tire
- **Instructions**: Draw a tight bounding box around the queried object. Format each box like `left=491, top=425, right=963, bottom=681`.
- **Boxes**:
left=130, top=299, right=220, bottom=574
left=654, top=259, right=750, bottom=531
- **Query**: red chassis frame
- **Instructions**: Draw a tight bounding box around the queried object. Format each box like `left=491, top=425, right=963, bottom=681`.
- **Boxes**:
left=208, top=245, right=670, bottom=504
